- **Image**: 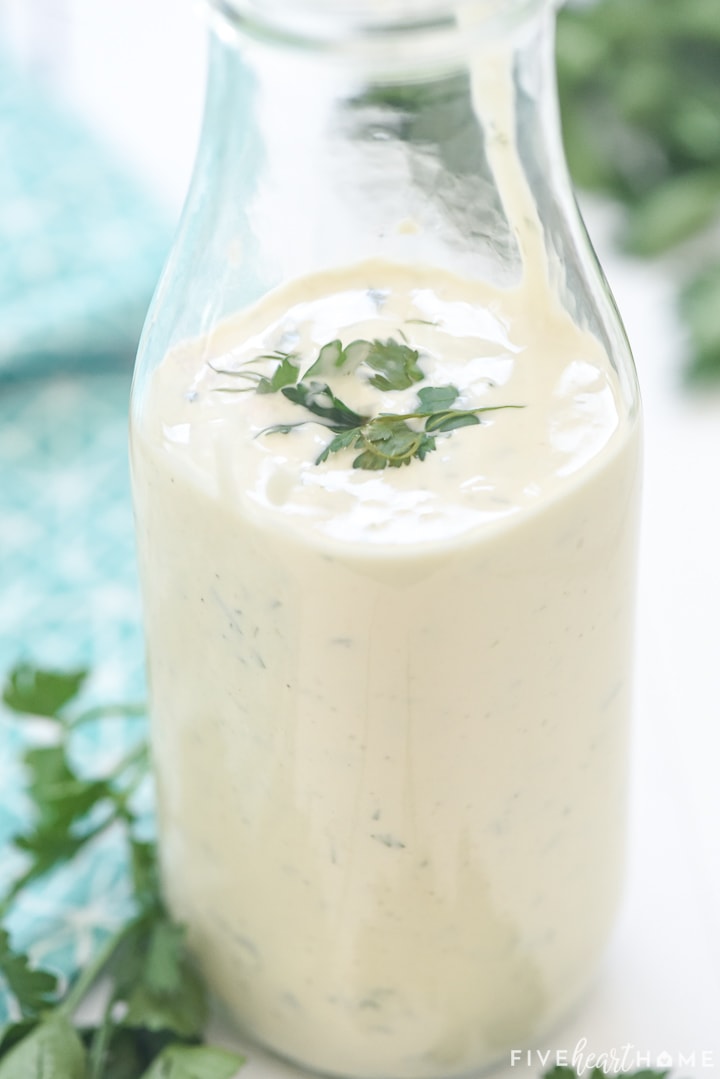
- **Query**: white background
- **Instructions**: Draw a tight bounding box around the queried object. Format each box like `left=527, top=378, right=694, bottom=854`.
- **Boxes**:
left=3, top=0, right=720, bottom=1073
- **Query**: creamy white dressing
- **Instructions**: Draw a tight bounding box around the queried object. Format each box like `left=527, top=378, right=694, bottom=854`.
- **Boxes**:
left=141, top=263, right=623, bottom=550
left=130, top=34, right=641, bottom=1079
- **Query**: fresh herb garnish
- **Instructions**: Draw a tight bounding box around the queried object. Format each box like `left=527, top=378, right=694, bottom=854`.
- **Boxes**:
left=304, top=338, right=371, bottom=379
left=281, top=380, right=367, bottom=429
left=0, top=664, right=244, bottom=1079
left=324, top=414, right=438, bottom=471
left=292, top=380, right=518, bottom=470
left=255, top=354, right=300, bottom=395
left=362, top=337, right=425, bottom=391
left=302, top=337, right=423, bottom=388
left=221, top=335, right=521, bottom=470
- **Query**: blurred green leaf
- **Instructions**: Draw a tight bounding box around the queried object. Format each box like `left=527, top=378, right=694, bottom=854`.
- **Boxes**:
left=681, top=261, right=720, bottom=381
left=2, top=666, right=87, bottom=719
left=0, top=1017, right=85, bottom=1079
left=623, top=172, right=720, bottom=255
left=558, top=0, right=720, bottom=378
left=139, top=1045, right=244, bottom=1079
left=0, top=931, right=58, bottom=1018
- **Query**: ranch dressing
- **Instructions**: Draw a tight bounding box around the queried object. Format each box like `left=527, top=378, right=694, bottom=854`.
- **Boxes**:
left=131, top=32, right=641, bottom=1079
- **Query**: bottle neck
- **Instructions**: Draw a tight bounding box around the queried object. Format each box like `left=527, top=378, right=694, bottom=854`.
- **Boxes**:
left=149, top=0, right=635, bottom=414
left=198, top=0, right=566, bottom=290
left=207, top=0, right=552, bottom=68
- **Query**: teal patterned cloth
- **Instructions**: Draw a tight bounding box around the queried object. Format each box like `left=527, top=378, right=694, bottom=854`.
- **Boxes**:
left=0, top=371, right=149, bottom=1021
left=0, top=52, right=170, bottom=381
left=0, top=50, right=169, bottom=1018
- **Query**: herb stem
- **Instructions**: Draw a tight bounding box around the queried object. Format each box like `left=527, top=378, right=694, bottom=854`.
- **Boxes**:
left=208, top=366, right=263, bottom=380
left=56, top=922, right=132, bottom=1020
left=68, top=703, right=146, bottom=729
left=2, top=815, right=121, bottom=918
left=106, top=741, right=150, bottom=790
left=0, top=742, right=148, bottom=921
left=86, top=996, right=118, bottom=1079
left=377, top=403, right=525, bottom=423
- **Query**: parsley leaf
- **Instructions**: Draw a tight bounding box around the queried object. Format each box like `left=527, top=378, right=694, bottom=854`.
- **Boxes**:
left=0, top=931, right=58, bottom=1018
left=416, top=385, right=460, bottom=412
left=305, top=338, right=372, bottom=379
left=315, top=428, right=362, bottom=464
left=3, top=734, right=149, bottom=908
left=307, top=338, right=344, bottom=377
left=364, top=338, right=424, bottom=391
left=0, top=1021, right=37, bottom=1061
left=139, top=1045, right=245, bottom=1079
left=354, top=417, right=436, bottom=470
left=120, top=919, right=207, bottom=1039
left=10, top=827, right=100, bottom=901
left=130, top=839, right=161, bottom=914
left=0, top=662, right=246, bottom=1079
left=424, top=410, right=481, bottom=432
left=282, top=381, right=367, bottom=430
left=2, top=665, right=87, bottom=719
left=255, top=355, right=300, bottom=395
left=23, top=745, right=112, bottom=833
left=0, top=1016, right=86, bottom=1079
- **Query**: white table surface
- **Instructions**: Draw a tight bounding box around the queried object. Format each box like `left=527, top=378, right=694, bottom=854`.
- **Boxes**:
left=4, top=1, right=720, bottom=1074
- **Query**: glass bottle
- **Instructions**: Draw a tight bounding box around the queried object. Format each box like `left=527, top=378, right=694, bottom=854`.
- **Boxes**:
left=130, top=1, right=642, bottom=1076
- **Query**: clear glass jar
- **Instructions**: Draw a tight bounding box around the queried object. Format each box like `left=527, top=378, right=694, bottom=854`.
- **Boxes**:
left=130, top=1, right=642, bottom=1076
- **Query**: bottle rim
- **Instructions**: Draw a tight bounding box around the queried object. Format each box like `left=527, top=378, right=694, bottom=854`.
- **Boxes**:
left=206, top=0, right=556, bottom=57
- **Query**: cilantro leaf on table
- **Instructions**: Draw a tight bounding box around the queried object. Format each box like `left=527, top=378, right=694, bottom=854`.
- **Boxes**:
left=2, top=665, right=87, bottom=719
left=0, top=662, right=245, bottom=1079
left=129, top=838, right=161, bottom=913
left=0, top=1016, right=86, bottom=1079
left=23, top=745, right=112, bottom=832
left=2, top=703, right=149, bottom=910
left=0, top=930, right=58, bottom=1018
left=139, top=1045, right=245, bottom=1079
left=119, top=919, right=207, bottom=1039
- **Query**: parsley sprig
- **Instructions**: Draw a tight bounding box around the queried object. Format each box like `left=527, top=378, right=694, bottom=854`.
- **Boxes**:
left=217, top=335, right=520, bottom=470
left=308, top=382, right=517, bottom=471
left=0, top=665, right=244, bottom=1079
